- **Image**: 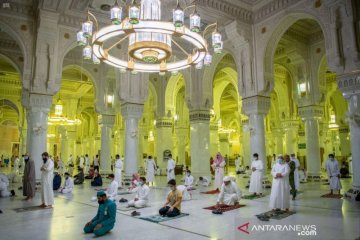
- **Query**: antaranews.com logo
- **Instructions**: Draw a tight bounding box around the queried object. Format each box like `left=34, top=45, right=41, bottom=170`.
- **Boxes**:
left=238, top=222, right=317, bottom=236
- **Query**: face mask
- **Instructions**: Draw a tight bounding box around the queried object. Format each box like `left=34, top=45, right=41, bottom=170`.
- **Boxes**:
left=42, top=157, right=47, bottom=163
left=139, top=182, right=144, bottom=186
left=65, top=176, right=69, bottom=180
left=278, top=159, right=283, bottom=164
left=98, top=200, right=105, bottom=204
left=187, top=173, right=190, bottom=176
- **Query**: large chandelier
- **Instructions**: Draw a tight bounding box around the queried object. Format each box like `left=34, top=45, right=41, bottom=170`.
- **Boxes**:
left=77, top=0, right=223, bottom=74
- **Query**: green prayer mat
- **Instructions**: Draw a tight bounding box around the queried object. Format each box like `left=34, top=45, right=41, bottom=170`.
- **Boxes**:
left=256, top=210, right=296, bottom=221
left=139, top=213, right=189, bottom=223
left=242, top=194, right=265, bottom=200
left=13, top=206, right=50, bottom=213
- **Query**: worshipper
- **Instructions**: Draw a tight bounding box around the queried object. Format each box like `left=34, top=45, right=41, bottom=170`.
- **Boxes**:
left=224, top=154, right=229, bottom=173
left=13, top=155, right=20, bottom=175
left=159, top=179, right=182, bottom=217
left=91, top=170, right=103, bottom=187
left=58, top=172, right=74, bottom=194
left=217, top=176, right=242, bottom=206
left=326, top=154, right=342, bottom=195
left=285, top=154, right=297, bottom=200
left=213, top=152, right=226, bottom=190
left=128, top=177, right=150, bottom=208
left=84, top=191, right=116, bottom=237
left=0, top=173, right=11, bottom=197
left=85, top=167, right=95, bottom=179
left=249, top=153, right=264, bottom=196
left=67, top=154, right=74, bottom=176
left=210, top=157, right=215, bottom=175
left=57, top=157, right=65, bottom=176
left=74, top=167, right=85, bottom=185
left=40, top=152, right=54, bottom=208
left=53, top=172, right=62, bottom=190
left=195, top=176, right=211, bottom=187
left=84, top=154, right=90, bottom=174
left=114, top=154, right=123, bottom=188
left=290, top=153, right=300, bottom=191
left=79, top=155, right=85, bottom=169
left=167, top=154, right=176, bottom=181
left=146, top=155, right=156, bottom=186
left=129, top=173, right=140, bottom=190
left=177, top=185, right=192, bottom=201
left=269, top=155, right=290, bottom=211
left=340, top=163, right=350, bottom=178
left=93, top=155, right=100, bottom=172
left=23, top=153, right=36, bottom=201
left=235, top=155, right=242, bottom=174
left=184, top=170, right=194, bottom=190
left=244, top=166, right=251, bottom=178
left=19, top=154, right=25, bottom=175
left=299, top=168, right=307, bottom=183
left=106, top=174, right=118, bottom=201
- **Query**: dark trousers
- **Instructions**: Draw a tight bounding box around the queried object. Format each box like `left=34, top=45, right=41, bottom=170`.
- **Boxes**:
left=159, top=206, right=180, bottom=217
left=94, top=166, right=99, bottom=172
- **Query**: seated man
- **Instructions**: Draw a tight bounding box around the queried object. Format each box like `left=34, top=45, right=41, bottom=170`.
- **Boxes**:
left=299, top=168, right=307, bottom=182
left=159, top=179, right=182, bottom=217
left=91, top=171, right=103, bottom=187
left=0, top=173, right=11, bottom=197
left=85, top=167, right=95, bottom=179
left=53, top=172, right=62, bottom=190
left=184, top=170, right=194, bottom=190
left=84, top=191, right=116, bottom=237
left=177, top=185, right=192, bottom=201
left=340, top=163, right=350, bottom=178
left=217, top=176, right=242, bottom=206
left=243, top=166, right=251, bottom=178
left=106, top=174, right=118, bottom=201
left=58, top=172, right=74, bottom=194
left=195, top=176, right=211, bottom=187
left=128, top=177, right=150, bottom=208
left=74, top=167, right=85, bottom=185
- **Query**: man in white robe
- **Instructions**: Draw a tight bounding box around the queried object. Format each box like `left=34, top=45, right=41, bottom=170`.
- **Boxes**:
left=213, top=152, right=226, bottom=190
left=184, top=170, right=194, bottom=190
left=146, top=156, right=156, bottom=186
left=13, top=156, right=20, bottom=175
left=249, top=153, right=263, bottom=196
left=235, top=155, right=242, bottom=173
left=58, top=172, right=74, bottom=194
left=177, top=185, right=192, bottom=201
left=84, top=154, right=90, bottom=174
left=195, top=176, right=211, bottom=187
left=326, top=154, right=342, bottom=195
left=128, top=177, right=150, bottom=208
left=79, top=155, right=85, bottom=169
left=269, top=155, right=290, bottom=211
left=114, top=154, right=123, bottom=188
left=217, top=176, right=242, bottom=206
left=106, top=174, right=118, bottom=201
left=40, top=152, right=54, bottom=208
left=0, top=173, right=11, bottom=197
left=290, top=153, right=300, bottom=191
left=167, top=154, right=176, bottom=181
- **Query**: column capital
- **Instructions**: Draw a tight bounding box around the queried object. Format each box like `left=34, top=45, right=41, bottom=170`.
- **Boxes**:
left=98, top=114, right=115, bottom=127
left=28, top=93, right=52, bottom=112
left=281, top=120, right=299, bottom=130
left=121, top=103, right=144, bottom=119
left=298, top=105, right=324, bottom=120
left=219, top=133, right=229, bottom=142
left=210, top=121, right=219, bottom=131
left=189, top=109, right=211, bottom=122
left=337, top=71, right=360, bottom=99
left=242, top=95, right=270, bottom=116
left=156, top=118, right=173, bottom=128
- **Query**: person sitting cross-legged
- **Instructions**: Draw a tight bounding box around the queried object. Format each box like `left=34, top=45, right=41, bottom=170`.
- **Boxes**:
left=127, top=177, right=150, bottom=208
left=159, top=179, right=182, bottom=217
left=58, top=172, right=74, bottom=194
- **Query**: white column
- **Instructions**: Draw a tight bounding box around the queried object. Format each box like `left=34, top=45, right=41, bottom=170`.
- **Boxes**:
left=273, top=128, right=284, bottom=155
left=242, top=120, right=251, bottom=167
left=283, top=121, right=299, bottom=155
left=99, top=114, right=115, bottom=174
left=121, top=103, right=143, bottom=178
left=339, top=126, right=351, bottom=156
left=189, top=109, right=211, bottom=177
left=19, top=127, right=27, bottom=156
left=155, top=118, right=174, bottom=170
left=175, top=127, right=187, bottom=165
left=209, top=122, right=219, bottom=157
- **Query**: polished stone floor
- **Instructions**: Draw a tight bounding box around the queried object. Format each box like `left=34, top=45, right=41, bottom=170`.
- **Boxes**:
left=0, top=168, right=359, bottom=240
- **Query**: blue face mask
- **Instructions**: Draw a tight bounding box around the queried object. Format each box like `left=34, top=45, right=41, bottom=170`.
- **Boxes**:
left=278, top=159, right=283, bottom=164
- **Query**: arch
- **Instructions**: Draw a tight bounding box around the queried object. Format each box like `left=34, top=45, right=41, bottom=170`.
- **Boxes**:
left=0, top=99, right=20, bottom=116
left=148, top=80, right=158, bottom=113
left=165, top=73, right=185, bottom=113
left=0, top=53, right=22, bottom=75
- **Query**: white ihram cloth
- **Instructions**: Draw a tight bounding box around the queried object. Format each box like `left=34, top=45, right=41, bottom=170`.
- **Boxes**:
left=128, top=184, right=150, bottom=208
left=59, top=177, right=74, bottom=194
left=184, top=175, right=194, bottom=189
left=146, top=159, right=156, bottom=182
left=249, top=160, right=263, bottom=194
left=106, top=180, right=118, bottom=200
left=290, top=157, right=300, bottom=190
left=326, top=159, right=342, bottom=190
left=235, top=157, right=242, bottom=172
left=114, top=159, right=123, bottom=187
left=213, top=161, right=226, bottom=189
left=269, top=163, right=290, bottom=209
left=41, top=159, right=54, bottom=206
left=217, top=181, right=242, bottom=205
left=0, top=173, right=10, bottom=197
left=167, top=158, right=176, bottom=181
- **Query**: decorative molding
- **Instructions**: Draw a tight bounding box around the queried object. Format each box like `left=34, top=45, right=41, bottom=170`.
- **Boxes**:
left=337, top=71, right=360, bottom=98
left=189, top=109, right=211, bottom=122
left=120, top=103, right=144, bottom=119
left=98, top=114, right=115, bottom=127
left=242, top=95, right=271, bottom=115
left=254, top=0, right=299, bottom=23
left=298, top=105, right=324, bottom=119
left=156, top=118, right=173, bottom=128
left=281, top=120, right=299, bottom=129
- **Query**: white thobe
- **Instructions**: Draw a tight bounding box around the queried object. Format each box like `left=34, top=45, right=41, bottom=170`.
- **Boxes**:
left=290, top=157, right=300, bottom=190
left=114, top=159, right=123, bottom=187
left=249, top=160, right=263, bottom=193
left=235, top=157, right=242, bottom=172
left=84, top=157, right=90, bottom=173
left=128, top=184, right=150, bottom=208
left=348, top=156, right=353, bottom=174
left=41, top=159, right=54, bottom=206
left=177, top=185, right=191, bottom=201
left=13, top=157, right=20, bottom=174
left=326, top=159, right=342, bottom=190
left=184, top=175, right=194, bottom=189
left=217, top=181, right=242, bottom=205
left=79, top=157, right=85, bottom=168
left=167, top=159, right=176, bottom=181
left=0, top=174, right=10, bottom=197
left=146, top=159, right=156, bottom=182
left=269, top=163, right=290, bottom=209
left=58, top=160, right=65, bottom=175
left=106, top=180, right=118, bottom=200
left=59, top=177, right=74, bottom=194
left=196, top=176, right=211, bottom=187
left=213, top=161, right=226, bottom=189
left=94, top=157, right=100, bottom=167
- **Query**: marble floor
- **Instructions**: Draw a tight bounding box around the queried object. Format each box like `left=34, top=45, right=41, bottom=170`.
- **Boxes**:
left=0, top=169, right=359, bottom=240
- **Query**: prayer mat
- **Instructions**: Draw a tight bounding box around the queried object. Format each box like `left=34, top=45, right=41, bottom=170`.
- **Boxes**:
left=203, top=204, right=246, bottom=212
left=242, top=194, right=265, bottom=200
left=117, top=191, right=132, bottom=195
left=200, top=189, right=220, bottom=194
left=321, top=193, right=343, bottom=199
left=256, top=210, right=296, bottom=221
left=117, top=206, right=138, bottom=211
left=13, top=206, right=49, bottom=213
left=139, top=213, right=190, bottom=223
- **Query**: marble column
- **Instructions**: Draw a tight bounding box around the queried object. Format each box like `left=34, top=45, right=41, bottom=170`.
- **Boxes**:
left=189, top=109, right=211, bottom=177
left=27, top=94, right=52, bottom=180
left=273, top=128, right=284, bottom=155
left=339, top=126, right=351, bottom=156
left=121, top=103, right=143, bottom=178
left=99, top=114, right=115, bottom=174
left=299, top=106, right=323, bottom=180
left=283, top=121, right=299, bottom=154
left=155, top=118, right=174, bottom=170
left=209, top=122, right=219, bottom=157
left=242, top=119, right=251, bottom=167
left=60, top=129, right=69, bottom=163
left=19, top=127, right=27, bottom=156
left=175, top=127, right=187, bottom=165
left=219, top=133, right=230, bottom=156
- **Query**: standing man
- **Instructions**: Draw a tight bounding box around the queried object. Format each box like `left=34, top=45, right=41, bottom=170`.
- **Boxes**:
left=290, top=153, right=300, bottom=191
left=217, top=176, right=242, bottom=206
left=84, top=191, right=116, bottom=237
left=326, top=154, right=342, bottom=195
left=146, top=156, right=156, bottom=186
left=213, top=152, right=226, bottom=190
left=249, top=153, right=263, bottom=196
left=269, top=155, right=290, bottom=211
left=128, top=177, right=150, bottom=208
left=84, top=154, right=90, bottom=175
left=235, top=155, right=242, bottom=174
left=40, top=152, right=54, bottom=208
left=58, top=172, right=74, bottom=194
left=13, top=155, right=20, bottom=175
left=285, top=154, right=296, bottom=200
left=23, top=153, right=35, bottom=201
left=94, top=155, right=100, bottom=173
left=79, top=155, right=85, bottom=170
left=114, top=154, right=123, bottom=188
left=167, top=154, right=176, bottom=181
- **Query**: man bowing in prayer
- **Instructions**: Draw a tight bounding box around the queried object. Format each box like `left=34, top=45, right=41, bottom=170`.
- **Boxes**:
left=23, top=153, right=36, bottom=201
left=269, top=155, right=290, bottom=211
left=167, top=154, right=176, bottom=181
left=84, top=191, right=117, bottom=237
left=217, top=176, right=241, bottom=206
left=40, top=152, right=54, bottom=208
left=249, top=153, right=263, bottom=197
left=326, top=154, right=342, bottom=195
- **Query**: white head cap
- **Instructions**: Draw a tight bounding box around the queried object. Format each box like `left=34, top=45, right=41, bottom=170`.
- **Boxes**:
left=223, top=176, right=231, bottom=182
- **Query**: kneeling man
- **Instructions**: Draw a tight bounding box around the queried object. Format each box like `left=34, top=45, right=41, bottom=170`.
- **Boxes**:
left=159, top=179, right=182, bottom=217
left=58, top=172, right=74, bottom=194
left=217, top=176, right=241, bottom=206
